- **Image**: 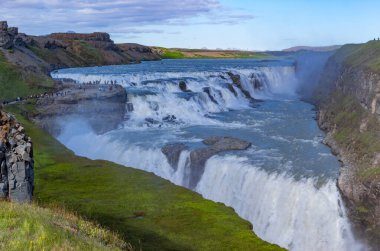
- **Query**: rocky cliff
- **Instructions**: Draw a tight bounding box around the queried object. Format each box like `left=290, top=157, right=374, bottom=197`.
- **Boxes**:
left=315, top=41, right=380, bottom=248
left=0, top=107, right=34, bottom=202
left=0, top=21, right=160, bottom=77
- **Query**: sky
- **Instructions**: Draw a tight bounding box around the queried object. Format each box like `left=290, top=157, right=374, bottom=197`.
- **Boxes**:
left=0, top=0, right=379, bottom=50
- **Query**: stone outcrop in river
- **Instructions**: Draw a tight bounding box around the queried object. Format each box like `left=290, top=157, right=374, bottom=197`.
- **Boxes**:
left=162, top=136, right=251, bottom=188
left=0, top=108, right=34, bottom=203
left=227, top=72, right=253, bottom=99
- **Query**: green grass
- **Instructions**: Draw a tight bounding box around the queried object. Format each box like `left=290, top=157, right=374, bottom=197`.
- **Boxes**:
left=0, top=201, right=129, bottom=251
left=332, top=40, right=380, bottom=74
left=5, top=104, right=283, bottom=251
left=0, top=51, right=54, bottom=102
left=154, top=47, right=270, bottom=59
left=160, top=49, right=185, bottom=59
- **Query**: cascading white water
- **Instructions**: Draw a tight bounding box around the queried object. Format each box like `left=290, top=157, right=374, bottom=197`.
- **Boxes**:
left=53, top=59, right=365, bottom=251
left=196, top=155, right=363, bottom=251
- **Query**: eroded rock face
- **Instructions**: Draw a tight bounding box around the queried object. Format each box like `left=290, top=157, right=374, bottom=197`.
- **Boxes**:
left=162, top=136, right=251, bottom=188
left=0, top=109, right=34, bottom=203
left=227, top=72, right=253, bottom=99
left=189, top=136, right=251, bottom=188
left=161, top=143, right=188, bottom=171
left=0, top=21, right=18, bottom=49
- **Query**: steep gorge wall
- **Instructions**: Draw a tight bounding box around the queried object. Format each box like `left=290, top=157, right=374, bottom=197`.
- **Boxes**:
left=0, top=108, right=34, bottom=202
left=315, top=42, right=380, bottom=248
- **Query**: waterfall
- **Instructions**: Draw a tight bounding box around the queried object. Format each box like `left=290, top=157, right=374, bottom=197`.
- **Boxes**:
left=196, top=155, right=363, bottom=251
left=52, top=65, right=298, bottom=127
left=53, top=60, right=365, bottom=251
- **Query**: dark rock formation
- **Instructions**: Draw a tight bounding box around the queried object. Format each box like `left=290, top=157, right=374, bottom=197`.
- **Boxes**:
left=0, top=109, right=34, bottom=203
left=179, top=81, right=188, bottom=92
left=161, top=143, right=188, bottom=170
left=0, top=21, right=15, bottom=49
left=33, top=82, right=127, bottom=135
left=250, top=73, right=265, bottom=90
left=227, top=84, right=238, bottom=96
left=118, top=43, right=161, bottom=61
left=0, top=21, right=8, bottom=31
left=191, top=137, right=251, bottom=188
left=227, top=72, right=253, bottom=99
left=161, top=136, right=251, bottom=188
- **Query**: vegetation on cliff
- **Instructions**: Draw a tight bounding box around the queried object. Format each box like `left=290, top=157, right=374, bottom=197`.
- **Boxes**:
left=0, top=51, right=53, bottom=101
left=315, top=41, right=380, bottom=246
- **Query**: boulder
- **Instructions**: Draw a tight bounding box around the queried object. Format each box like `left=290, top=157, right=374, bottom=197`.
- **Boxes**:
left=161, top=143, right=188, bottom=170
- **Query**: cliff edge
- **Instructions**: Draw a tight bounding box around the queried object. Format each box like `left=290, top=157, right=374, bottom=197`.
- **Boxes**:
left=314, top=41, right=380, bottom=248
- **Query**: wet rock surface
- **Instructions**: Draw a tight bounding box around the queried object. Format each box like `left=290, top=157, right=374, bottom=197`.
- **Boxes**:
left=162, top=136, right=251, bottom=188
left=0, top=108, right=34, bottom=203
left=227, top=72, right=253, bottom=99
left=161, top=143, right=188, bottom=171
left=189, top=136, right=251, bottom=188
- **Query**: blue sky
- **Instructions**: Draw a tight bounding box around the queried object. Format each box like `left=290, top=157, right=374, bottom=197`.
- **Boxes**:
left=1, top=0, right=379, bottom=50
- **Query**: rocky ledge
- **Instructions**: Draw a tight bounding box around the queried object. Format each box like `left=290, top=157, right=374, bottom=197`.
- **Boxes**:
left=162, top=136, right=251, bottom=188
left=0, top=108, right=34, bottom=202
left=33, top=81, right=127, bottom=136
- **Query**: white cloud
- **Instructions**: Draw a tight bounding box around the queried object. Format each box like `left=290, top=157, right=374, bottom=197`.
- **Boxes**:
left=0, top=0, right=254, bottom=35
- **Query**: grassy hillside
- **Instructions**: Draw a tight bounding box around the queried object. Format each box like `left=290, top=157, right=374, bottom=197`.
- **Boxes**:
left=0, top=201, right=128, bottom=251
left=0, top=50, right=54, bottom=101
left=152, top=47, right=270, bottom=59
left=5, top=103, right=283, bottom=251
left=339, top=40, right=380, bottom=74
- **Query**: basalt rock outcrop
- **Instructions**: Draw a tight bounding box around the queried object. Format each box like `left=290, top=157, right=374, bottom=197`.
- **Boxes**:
left=162, top=136, right=251, bottom=188
left=161, top=143, right=188, bottom=171
left=34, top=82, right=127, bottom=135
left=227, top=72, right=253, bottom=99
left=0, top=108, right=34, bottom=203
left=0, top=21, right=18, bottom=49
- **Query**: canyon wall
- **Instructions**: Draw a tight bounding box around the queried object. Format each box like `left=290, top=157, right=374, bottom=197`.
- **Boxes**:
left=315, top=41, right=380, bottom=248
